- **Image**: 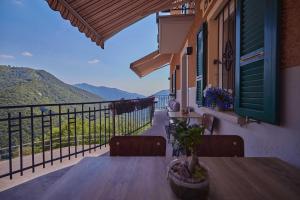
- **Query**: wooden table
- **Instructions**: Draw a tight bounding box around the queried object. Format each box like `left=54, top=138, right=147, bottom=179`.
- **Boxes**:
left=41, top=157, right=300, bottom=200
left=168, top=111, right=202, bottom=119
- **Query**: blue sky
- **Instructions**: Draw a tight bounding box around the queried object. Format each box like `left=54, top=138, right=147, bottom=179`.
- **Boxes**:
left=0, top=0, right=169, bottom=96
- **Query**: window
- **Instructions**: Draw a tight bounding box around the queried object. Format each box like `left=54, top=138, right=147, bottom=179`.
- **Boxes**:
left=216, top=0, right=236, bottom=93
left=196, top=23, right=207, bottom=106
left=235, top=0, right=279, bottom=124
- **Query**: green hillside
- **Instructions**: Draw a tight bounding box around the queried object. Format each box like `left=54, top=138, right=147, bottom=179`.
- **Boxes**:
left=0, top=65, right=103, bottom=106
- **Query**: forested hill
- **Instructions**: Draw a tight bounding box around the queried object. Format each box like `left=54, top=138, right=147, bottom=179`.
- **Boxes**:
left=0, top=65, right=103, bottom=106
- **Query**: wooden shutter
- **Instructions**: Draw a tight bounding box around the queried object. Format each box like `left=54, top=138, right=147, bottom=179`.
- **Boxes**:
left=235, top=0, right=279, bottom=124
left=196, top=23, right=207, bottom=106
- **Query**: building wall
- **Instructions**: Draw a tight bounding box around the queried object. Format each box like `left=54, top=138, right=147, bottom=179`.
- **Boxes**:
left=280, top=0, right=300, bottom=68
left=170, top=0, right=300, bottom=167
left=187, top=66, right=300, bottom=167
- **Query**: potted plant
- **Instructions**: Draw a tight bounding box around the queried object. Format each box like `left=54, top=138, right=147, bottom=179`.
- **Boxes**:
left=203, top=86, right=233, bottom=111
left=168, top=121, right=209, bottom=200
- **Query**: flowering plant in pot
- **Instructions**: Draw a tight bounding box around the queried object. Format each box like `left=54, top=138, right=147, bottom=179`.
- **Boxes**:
left=109, top=100, right=126, bottom=115
left=168, top=121, right=209, bottom=200
left=109, top=100, right=136, bottom=115
left=203, top=85, right=233, bottom=111
left=124, top=100, right=136, bottom=113
left=137, top=97, right=155, bottom=110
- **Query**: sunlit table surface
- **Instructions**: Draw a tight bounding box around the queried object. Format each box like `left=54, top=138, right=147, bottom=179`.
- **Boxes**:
left=39, top=156, right=300, bottom=200
left=168, top=111, right=202, bottom=119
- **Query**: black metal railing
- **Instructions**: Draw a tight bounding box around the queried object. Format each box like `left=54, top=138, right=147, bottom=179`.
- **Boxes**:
left=0, top=98, right=155, bottom=179
left=154, top=95, right=170, bottom=110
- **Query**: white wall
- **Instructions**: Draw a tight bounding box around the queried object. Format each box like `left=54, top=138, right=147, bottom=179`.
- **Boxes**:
left=186, top=66, right=300, bottom=168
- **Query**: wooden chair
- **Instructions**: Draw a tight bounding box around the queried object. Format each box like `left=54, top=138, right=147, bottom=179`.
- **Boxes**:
left=202, top=113, right=215, bottom=135
left=195, top=135, right=244, bottom=157
left=109, top=136, right=166, bottom=156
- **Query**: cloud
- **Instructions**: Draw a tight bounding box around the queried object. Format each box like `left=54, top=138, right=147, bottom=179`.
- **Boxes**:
left=0, top=54, right=15, bottom=59
left=88, top=59, right=99, bottom=64
left=13, top=0, right=23, bottom=5
left=21, top=51, right=33, bottom=57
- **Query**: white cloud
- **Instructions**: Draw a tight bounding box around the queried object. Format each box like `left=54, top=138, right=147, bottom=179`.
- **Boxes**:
left=88, top=59, right=100, bottom=64
left=0, top=54, right=15, bottom=59
left=21, top=51, right=33, bottom=57
left=13, top=0, right=23, bottom=5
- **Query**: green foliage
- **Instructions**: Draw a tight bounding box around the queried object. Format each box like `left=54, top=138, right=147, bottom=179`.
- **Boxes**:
left=174, top=121, right=205, bottom=152
left=0, top=65, right=103, bottom=106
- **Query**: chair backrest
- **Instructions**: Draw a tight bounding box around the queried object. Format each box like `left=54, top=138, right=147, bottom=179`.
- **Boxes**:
left=202, top=113, right=215, bottom=135
left=196, top=135, right=244, bottom=157
left=109, top=136, right=166, bottom=156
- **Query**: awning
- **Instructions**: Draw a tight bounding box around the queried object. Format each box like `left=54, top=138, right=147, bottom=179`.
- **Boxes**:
left=130, top=50, right=171, bottom=78
left=159, top=14, right=195, bottom=53
left=47, top=0, right=192, bottom=49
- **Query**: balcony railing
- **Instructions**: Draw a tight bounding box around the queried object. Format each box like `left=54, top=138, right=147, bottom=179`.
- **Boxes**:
left=0, top=98, right=155, bottom=179
left=153, top=95, right=170, bottom=110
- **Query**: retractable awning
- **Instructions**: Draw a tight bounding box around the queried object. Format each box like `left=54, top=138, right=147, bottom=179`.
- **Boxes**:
left=47, top=0, right=192, bottom=49
left=130, top=50, right=171, bottom=78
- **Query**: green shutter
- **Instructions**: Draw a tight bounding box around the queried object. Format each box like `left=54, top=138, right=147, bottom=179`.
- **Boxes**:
left=235, top=0, right=279, bottom=124
left=196, top=23, right=207, bottom=106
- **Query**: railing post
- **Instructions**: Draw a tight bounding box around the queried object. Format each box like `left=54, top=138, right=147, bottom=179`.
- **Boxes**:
left=18, top=112, right=23, bottom=176
left=150, top=102, right=154, bottom=126
left=112, top=102, right=116, bottom=137
left=30, top=107, right=35, bottom=172
left=41, top=111, right=45, bottom=167
left=58, top=105, right=62, bottom=162
left=8, top=113, right=12, bottom=179
left=49, top=110, right=53, bottom=165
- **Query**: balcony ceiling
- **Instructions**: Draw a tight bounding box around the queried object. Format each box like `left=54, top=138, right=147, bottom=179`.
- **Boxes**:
left=130, top=50, right=171, bottom=78
left=47, top=0, right=192, bottom=49
left=159, top=14, right=194, bottom=53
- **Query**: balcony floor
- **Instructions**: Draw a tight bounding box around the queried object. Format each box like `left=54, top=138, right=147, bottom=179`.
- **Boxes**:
left=0, top=110, right=171, bottom=200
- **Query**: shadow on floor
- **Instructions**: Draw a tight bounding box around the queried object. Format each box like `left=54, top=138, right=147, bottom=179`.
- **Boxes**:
left=0, top=166, right=71, bottom=200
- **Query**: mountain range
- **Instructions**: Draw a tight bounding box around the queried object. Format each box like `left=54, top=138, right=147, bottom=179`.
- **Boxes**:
left=0, top=65, right=168, bottom=107
left=0, top=65, right=102, bottom=106
left=74, top=83, right=145, bottom=101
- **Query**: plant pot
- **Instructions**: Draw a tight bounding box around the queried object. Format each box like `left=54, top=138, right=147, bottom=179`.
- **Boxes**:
left=167, top=159, right=209, bottom=200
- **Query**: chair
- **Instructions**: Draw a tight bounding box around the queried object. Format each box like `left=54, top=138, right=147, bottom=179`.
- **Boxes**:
left=195, top=135, right=244, bottom=157
left=202, top=113, right=215, bottom=135
left=167, top=100, right=180, bottom=112
left=109, top=136, right=166, bottom=156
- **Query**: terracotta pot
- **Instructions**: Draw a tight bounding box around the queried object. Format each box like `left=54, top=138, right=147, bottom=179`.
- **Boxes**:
left=167, top=159, right=209, bottom=200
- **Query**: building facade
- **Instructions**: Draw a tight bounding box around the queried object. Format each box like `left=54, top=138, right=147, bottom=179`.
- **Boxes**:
left=168, top=0, right=300, bottom=167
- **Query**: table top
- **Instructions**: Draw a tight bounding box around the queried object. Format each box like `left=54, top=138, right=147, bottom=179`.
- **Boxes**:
left=42, top=156, right=300, bottom=200
left=168, top=111, right=202, bottom=119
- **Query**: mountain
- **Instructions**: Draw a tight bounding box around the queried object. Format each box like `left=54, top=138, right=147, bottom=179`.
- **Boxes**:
left=0, top=65, right=103, bottom=106
left=74, top=83, right=145, bottom=100
left=152, top=89, right=169, bottom=96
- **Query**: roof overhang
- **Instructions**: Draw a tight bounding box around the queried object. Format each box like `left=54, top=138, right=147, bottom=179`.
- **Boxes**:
left=158, top=14, right=195, bottom=53
left=47, top=0, right=192, bottom=49
left=130, top=50, right=171, bottom=78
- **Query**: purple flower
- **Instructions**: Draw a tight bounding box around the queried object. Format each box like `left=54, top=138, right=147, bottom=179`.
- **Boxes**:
left=203, top=87, right=233, bottom=110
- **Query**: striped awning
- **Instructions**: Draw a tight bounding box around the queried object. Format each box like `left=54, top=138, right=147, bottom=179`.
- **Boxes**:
left=130, top=50, right=171, bottom=77
left=47, top=0, right=192, bottom=49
